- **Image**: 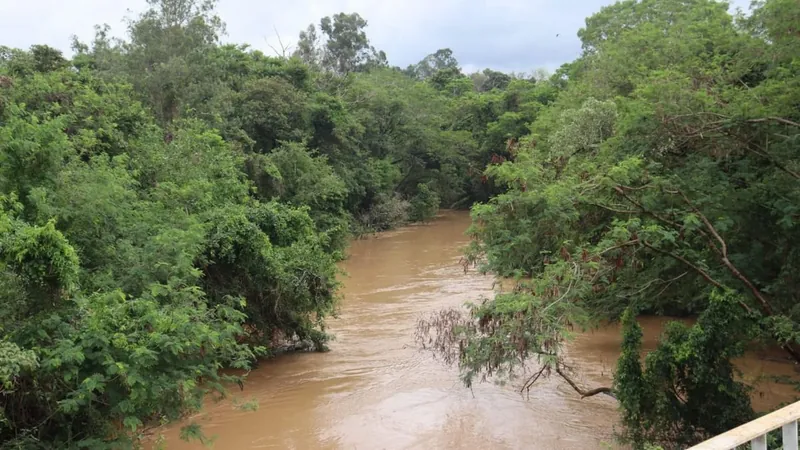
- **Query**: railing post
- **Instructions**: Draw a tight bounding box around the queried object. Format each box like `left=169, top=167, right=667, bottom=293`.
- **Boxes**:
left=784, top=420, right=798, bottom=450
left=751, top=434, right=766, bottom=450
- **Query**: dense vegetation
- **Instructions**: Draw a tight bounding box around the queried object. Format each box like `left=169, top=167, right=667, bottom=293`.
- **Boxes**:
left=3, top=0, right=798, bottom=447
left=0, top=0, right=553, bottom=447
left=417, top=0, right=800, bottom=448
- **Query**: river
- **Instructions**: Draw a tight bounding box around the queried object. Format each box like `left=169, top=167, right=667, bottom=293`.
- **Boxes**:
left=155, top=210, right=798, bottom=449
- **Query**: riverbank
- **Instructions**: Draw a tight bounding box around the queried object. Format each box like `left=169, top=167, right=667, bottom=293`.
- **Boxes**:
left=152, top=211, right=799, bottom=449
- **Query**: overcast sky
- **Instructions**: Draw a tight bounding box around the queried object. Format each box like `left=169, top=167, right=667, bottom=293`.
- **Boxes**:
left=0, top=0, right=751, bottom=74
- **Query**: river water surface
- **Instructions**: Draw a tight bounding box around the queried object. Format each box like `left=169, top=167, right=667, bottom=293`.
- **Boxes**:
left=157, top=211, right=798, bottom=449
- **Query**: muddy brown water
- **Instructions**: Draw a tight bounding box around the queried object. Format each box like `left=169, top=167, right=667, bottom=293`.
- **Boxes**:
left=155, top=210, right=799, bottom=449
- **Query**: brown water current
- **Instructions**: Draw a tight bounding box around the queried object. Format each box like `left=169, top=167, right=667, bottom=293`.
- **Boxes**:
left=156, top=210, right=799, bottom=449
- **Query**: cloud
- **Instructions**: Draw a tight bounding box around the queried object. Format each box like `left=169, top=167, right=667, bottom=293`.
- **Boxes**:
left=0, top=0, right=754, bottom=74
left=247, top=0, right=612, bottom=73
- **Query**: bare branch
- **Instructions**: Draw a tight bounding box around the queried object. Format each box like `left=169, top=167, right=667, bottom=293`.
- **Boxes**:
left=265, top=26, right=293, bottom=58
left=629, top=271, right=688, bottom=297
left=274, top=26, right=288, bottom=56
left=520, top=365, right=548, bottom=395
left=541, top=262, right=580, bottom=313
left=653, top=272, right=688, bottom=298
left=555, top=364, right=615, bottom=399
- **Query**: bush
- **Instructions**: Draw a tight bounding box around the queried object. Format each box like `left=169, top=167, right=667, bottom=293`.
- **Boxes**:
left=356, top=193, right=410, bottom=232
left=409, top=183, right=440, bottom=223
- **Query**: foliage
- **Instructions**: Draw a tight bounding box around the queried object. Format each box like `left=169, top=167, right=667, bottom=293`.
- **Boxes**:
left=10, top=0, right=793, bottom=446
left=295, top=13, right=387, bottom=75
left=268, top=144, right=349, bottom=245
left=0, top=13, right=345, bottom=444
left=418, top=0, right=800, bottom=447
left=409, top=183, right=440, bottom=223
left=356, top=193, right=410, bottom=233
left=616, top=296, right=756, bottom=449
left=1, top=0, right=546, bottom=443
left=405, top=48, right=460, bottom=81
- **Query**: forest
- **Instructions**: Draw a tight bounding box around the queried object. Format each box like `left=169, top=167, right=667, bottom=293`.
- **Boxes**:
left=0, top=0, right=798, bottom=448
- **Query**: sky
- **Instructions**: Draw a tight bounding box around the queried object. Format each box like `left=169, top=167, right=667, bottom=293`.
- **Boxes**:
left=0, top=0, right=751, bottom=75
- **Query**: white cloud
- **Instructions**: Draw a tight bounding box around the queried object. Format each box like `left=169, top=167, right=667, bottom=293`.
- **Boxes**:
left=0, top=0, right=756, bottom=73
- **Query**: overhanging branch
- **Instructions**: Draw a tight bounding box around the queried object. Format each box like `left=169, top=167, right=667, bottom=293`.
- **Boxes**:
left=556, top=364, right=616, bottom=399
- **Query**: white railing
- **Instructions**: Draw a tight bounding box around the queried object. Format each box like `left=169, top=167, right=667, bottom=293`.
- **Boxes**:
left=688, top=400, right=800, bottom=450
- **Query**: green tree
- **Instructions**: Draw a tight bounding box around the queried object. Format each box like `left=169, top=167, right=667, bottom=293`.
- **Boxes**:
left=418, top=0, right=800, bottom=447
left=84, top=0, right=225, bottom=124
left=0, top=38, right=345, bottom=446
left=295, top=13, right=387, bottom=75
left=616, top=295, right=755, bottom=449
left=407, top=48, right=460, bottom=80
left=409, top=183, right=440, bottom=222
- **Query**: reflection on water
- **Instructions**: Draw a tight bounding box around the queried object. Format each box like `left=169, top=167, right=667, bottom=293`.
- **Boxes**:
left=155, top=211, right=798, bottom=449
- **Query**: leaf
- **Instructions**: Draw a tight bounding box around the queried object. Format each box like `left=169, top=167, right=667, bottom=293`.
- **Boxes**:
left=123, top=416, right=143, bottom=432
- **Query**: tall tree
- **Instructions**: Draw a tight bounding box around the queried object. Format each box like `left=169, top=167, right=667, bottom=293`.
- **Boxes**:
left=295, top=13, right=387, bottom=75
left=407, top=48, right=460, bottom=80
left=104, top=0, right=225, bottom=123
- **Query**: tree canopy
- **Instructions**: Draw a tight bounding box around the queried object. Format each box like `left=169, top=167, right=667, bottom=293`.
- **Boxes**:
left=0, top=0, right=550, bottom=446
left=3, top=0, right=798, bottom=447
left=416, top=0, right=800, bottom=448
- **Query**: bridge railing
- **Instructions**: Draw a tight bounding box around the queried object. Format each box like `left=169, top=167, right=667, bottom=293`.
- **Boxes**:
left=688, top=400, right=800, bottom=450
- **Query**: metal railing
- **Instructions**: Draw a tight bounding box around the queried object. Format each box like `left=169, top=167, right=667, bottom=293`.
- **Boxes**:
left=688, top=400, right=800, bottom=450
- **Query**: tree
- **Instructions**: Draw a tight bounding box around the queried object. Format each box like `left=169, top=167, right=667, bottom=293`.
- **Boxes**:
left=295, top=13, right=387, bottom=75
left=90, top=0, right=226, bottom=123
left=407, top=48, right=460, bottom=80
left=418, top=0, right=800, bottom=447
left=409, top=183, right=440, bottom=222
left=3, top=4, right=488, bottom=443
left=0, top=40, right=345, bottom=446
left=616, top=297, right=755, bottom=449
left=236, top=76, right=310, bottom=152
left=472, top=68, right=511, bottom=92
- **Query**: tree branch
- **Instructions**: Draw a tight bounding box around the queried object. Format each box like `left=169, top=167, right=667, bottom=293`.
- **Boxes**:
left=520, top=365, right=548, bottom=394
left=640, top=240, right=724, bottom=287
left=587, top=202, right=639, bottom=214
left=615, top=185, right=722, bottom=256
left=670, top=190, right=779, bottom=313
left=668, top=190, right=800, bottom=364
left=746, top=117, right=800, bottom=128
left=745, top=141, right=800, bottom=180
left=667, top=114, right=800, bottom=129
left=614, top=186, right=684, bottom=231
left=555, top=364, right=616, bottom=399
left=674, top=190, right=727, bottom=256
left=599, top=239, right=640, bottom=255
